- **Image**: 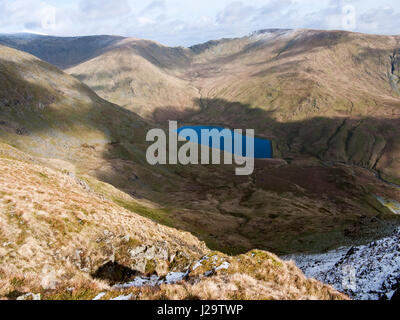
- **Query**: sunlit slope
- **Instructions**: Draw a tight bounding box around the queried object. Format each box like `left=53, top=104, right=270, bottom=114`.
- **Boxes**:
left=0, top=140, right=348, bottom=300
left=0, top=44, right=183, bottom=199
left=1, top=35, right=398, bottom=253
left=67, top=38, right=199, bottom=120
left=186, top=30, right=400, bottom=182
left=64, top=30, right=400, bottom=182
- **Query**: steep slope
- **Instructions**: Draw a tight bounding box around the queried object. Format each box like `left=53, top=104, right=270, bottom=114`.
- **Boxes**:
left=1, top=44, right=400, bottom=258
left=0, top=139, right=348, bottom=300
left=1, top=31, right=400, bottom=300
left=68, top=38, right=199, bottom=118
left=185, top=29, right=400, bottom=184
left=0, top=43, right=183, bottom=199
left=0, top=34, right=201, bottom=119
left=285, top=225, right=400, bottom=300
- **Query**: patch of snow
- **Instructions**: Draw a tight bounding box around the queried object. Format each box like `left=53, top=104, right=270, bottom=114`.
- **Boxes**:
left=114, top=271, right=189, bottom=290
left=114, top=275, right=160, bottom=289
left=193, top=256, right=209, bottom=270
left=111, top=294, right=133, bottom=301
left=215, top=262, right=230, bottom=271
left=93, top=292, right=106, bottom=300
left=16, top=293, right=41, bottom=300
left=165, top=271, right=188, bottom=284
left=283, top=227, right=400, bottom=300
left=248, top=29, right=297, bottom=44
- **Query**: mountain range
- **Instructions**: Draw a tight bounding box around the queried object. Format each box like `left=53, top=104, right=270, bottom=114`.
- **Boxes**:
left=0, top=29, right=399, bottom=300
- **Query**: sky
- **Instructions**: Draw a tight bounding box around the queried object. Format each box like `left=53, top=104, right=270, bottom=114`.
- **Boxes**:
left=0, top=0, right=400, bottom=47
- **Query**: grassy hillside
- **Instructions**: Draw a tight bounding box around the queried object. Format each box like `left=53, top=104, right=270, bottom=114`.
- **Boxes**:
left=0, top=44, right=182, bottom=196
left=0, top=140, right=348, bottom=300
left=68, top=39, right=199, bottom=118
left=1, top=44, right=400, bottom=259
left=63, top=29, right=400, bottom=183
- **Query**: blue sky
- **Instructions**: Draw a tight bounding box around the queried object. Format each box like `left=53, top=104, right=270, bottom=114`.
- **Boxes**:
left=1, top=0, right=400, bottom=46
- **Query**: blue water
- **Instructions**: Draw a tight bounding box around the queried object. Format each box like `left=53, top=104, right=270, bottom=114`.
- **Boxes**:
left=176, top=126, right=273, bottom=159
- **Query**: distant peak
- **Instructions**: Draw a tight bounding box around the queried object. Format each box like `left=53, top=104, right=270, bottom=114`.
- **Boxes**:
left=0, top=32, right=48, bottom=39
left=249, top=29, right=293, bottom=37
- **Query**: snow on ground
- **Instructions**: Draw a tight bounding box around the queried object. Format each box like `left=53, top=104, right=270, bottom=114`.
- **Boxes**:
left=92, top=292, right=106, bottom=300
left=215, top=261, right=230, bottom=271
left=110, top=294, right=133, bottom=301
left=113, top=255, right=231, bottom=290
left=283, top=227, right=400, bottom=300
left=165, top=271, right=188, bottom=284
left=192, top=256, right=209, bottom=270
left=113, top=271, right=189, bottom=290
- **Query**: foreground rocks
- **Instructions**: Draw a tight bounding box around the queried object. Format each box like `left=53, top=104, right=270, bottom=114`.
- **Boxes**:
left=285, top=227, right=400, bottom=300
left=0, top=146, right=346, bottom=300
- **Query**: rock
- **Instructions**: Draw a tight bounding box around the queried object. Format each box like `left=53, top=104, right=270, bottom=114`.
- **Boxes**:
left=41, top=266, right=59, bottom=290
left=103, top=230, right=112, bottom=237
left=345, top=247, right=358, bottom=257
left=129, top=245, right=146, bottom=259
left=144, top=246, right=156, bottom=260
left=130, top=174, right=139, bottom=182
left=41, top=275, right=58, bottom=290
left=77, top=178, right=91, bottom=192
left=129, top=244, right=169, bottom=261
left=155, top=260, right=169, bottom=277
left=128, top=244, right=170, bottom=274
left=131, top=258, right=146, bottom=274
left=156, top=244, right=169, bottom=261
left=16, top=127, right=28, bottom=135
left=285, top=226, right=400, bottom=300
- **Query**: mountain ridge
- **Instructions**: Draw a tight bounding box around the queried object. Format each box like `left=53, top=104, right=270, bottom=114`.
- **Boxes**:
left=1, top=31, right=400, bottom=300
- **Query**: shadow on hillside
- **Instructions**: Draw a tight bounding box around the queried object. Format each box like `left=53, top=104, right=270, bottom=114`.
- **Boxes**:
left=150, top=96, right=400, bottom=170
left=92, top=261, right=140, bottom=284
left=148, top=97, right=400, bottom=253
left=0, top=55, right=153, bottom=192
left=1, top=58, right=400, bottom=255
left=0, top=35, right=124, bottom=69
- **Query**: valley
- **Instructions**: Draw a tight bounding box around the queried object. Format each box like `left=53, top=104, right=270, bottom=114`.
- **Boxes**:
left=0, top=29, right=400, bottom=300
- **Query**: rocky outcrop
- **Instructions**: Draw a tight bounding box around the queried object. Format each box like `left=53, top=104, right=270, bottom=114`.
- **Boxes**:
left=285, top=226, right=400, bottom=300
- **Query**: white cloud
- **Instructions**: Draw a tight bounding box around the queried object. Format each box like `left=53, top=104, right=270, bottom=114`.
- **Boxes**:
left=79, top=0, right=131, bottom=20
left=0, top=0, right=399, bottom=46
left=358, top=5, right=400, bottom=34
left=141, top=0, right=166, bottom=15
left=216, top=1, right=257, bottom=24
left=137, top=17, right=156, bottom=27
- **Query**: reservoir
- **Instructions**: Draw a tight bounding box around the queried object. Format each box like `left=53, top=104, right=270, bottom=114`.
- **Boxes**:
left=176, top=126, right=273, bottom=159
